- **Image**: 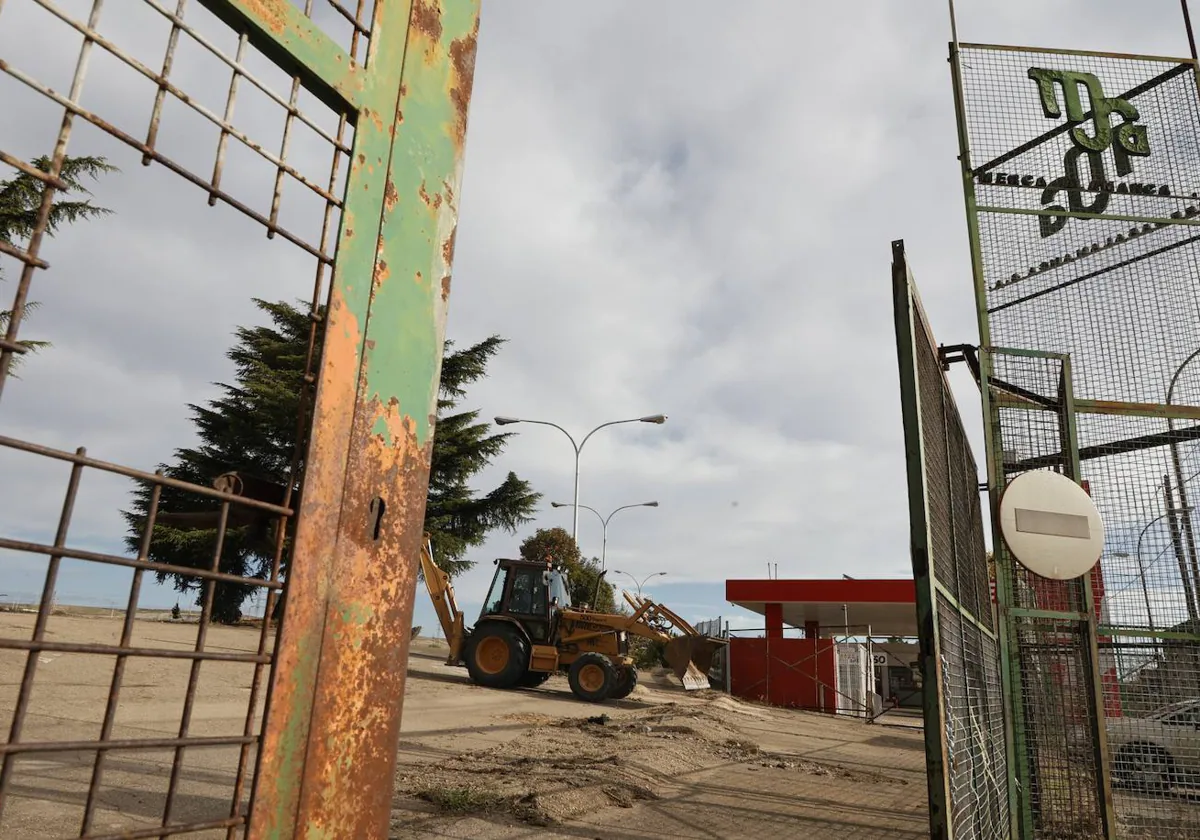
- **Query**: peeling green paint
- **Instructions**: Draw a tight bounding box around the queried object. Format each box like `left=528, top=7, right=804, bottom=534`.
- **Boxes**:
left=195, top=0, right=367, bottom=112
left=244, top=2, right=479, bottom=838
left=362, top=5, right=478, bottom=448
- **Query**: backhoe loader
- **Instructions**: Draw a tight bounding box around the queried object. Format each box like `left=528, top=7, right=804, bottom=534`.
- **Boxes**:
left=418, top=536, right=723, bottom=703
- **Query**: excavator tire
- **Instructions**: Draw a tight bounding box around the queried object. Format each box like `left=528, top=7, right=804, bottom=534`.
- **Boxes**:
left=518, top=670, right=553, bottom=688
left=464, top=622, right=529, bottom=689
left=609, top=665, right=639, bottom=700
left=568, top=653, right=617, bottom=703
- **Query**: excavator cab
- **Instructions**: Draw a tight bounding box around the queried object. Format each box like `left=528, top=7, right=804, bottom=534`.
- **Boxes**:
left=478, top=559, right=559, bottom=643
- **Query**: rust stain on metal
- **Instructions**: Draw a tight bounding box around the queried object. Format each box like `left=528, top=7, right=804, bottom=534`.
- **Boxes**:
left=363, top=107, right=385, bottom=133
left=373, top=260, right=389, bottom=288
left=411, top=0, right=443, bottom=42
left=448, top=22, right=480, bottom=150
left=441, top=275, right=451, bottom=302
left=384, top=180, right=399, bottom=212
left=441, top=227, right=457, bottom=266
left=292, top=396, right=431, bottom=837
left=250, top=285, right=363, bottom=839
left=244, top=0, right=287, bottom=33
left=418, top=182, right=442, bottom=209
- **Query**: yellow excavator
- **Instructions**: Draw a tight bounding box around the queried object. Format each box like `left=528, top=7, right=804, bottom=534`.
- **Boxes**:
left=418, top=536, right=723, bottom=703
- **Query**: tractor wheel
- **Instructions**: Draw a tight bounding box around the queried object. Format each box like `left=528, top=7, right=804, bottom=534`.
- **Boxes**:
left=609, top=665, right=639, bottom=700
left=464, top=623, right=529, bottom=690
left=568, top=653, right=617, bottom=703
left=518, top=669, right=553, bottom=688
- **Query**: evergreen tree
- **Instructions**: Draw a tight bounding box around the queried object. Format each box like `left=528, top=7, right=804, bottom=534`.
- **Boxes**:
left=123, top=298, right=540, bottom=623
left=0, top=155, right=115, bottom=375
left=517, top=526, right=616, bottom=613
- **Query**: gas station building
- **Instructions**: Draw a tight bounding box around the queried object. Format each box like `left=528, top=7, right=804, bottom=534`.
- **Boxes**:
left=724, top=578, right=922, bottom=715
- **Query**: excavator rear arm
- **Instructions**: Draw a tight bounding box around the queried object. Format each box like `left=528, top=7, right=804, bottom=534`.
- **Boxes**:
left=418, top=535, right=466, bottom=664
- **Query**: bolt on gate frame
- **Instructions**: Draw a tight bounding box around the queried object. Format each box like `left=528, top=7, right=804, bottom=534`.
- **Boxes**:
left=0, top=1, right=480, bottom=838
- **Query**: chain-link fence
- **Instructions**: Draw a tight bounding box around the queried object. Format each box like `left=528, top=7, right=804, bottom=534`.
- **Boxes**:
left=893, top=240, right=1012, bottom=839
left=952, top=36, right=1200, bottom=838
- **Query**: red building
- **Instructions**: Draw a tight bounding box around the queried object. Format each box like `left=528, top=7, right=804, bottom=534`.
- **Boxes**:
left=724, top=578, right=917, bottom=713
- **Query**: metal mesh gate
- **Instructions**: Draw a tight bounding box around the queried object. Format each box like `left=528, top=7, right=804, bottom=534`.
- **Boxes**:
left=893, top=240, right=1012, bottom=840
left=0, top=2, right=479, bottom=837
left=950, top=32, right=1200, bottom=839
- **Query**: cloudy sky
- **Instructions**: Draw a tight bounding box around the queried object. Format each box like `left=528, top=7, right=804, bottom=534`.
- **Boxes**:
left=0, top=0, right=1195, bottom=634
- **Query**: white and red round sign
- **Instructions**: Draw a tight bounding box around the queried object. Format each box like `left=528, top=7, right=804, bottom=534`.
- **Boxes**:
left=998, top=470, right=1105, bottom=580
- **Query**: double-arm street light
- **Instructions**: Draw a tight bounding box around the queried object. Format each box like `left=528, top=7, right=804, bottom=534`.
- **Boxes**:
left=611, top=569, right=666, bottom=598
left=551, top=501, right=658, bottom=570
left=494, top=414, right=667, bottom=543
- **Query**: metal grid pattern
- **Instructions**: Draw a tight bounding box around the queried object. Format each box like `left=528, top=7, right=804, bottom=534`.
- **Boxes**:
left=938, top=593, right=1011, bottom=839
left=987, top=350, right=1111, bottom=838
left=0, top=1, right=370, bottom=836
left=1014, top=618, right=1104, bottom=838
left=893, top=240, right=1011, bottom=840
left=954, top=38, right=1200, bottom=838
left=1079, top=411, right=1200, bottom=835
left=960, top=45, right=1200, bottom=407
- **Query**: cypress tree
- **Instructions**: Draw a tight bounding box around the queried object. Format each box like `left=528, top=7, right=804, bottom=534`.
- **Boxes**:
left=123, top=298, right=540, bottom=623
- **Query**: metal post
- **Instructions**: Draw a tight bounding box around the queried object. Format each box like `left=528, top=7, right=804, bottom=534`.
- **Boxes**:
left=1164, top=474, right=1199, bottom=620
left=725, top=620, right=732, bottom=695
left=600, top=517, right=608, bottom=570
left=1167, top=350, right=1200, bottom=615
left=248, top=4, right=482, bottom=838
left=1135, top=554, right=1155, bottom=637
left=571, top=449, right=582, bottom=544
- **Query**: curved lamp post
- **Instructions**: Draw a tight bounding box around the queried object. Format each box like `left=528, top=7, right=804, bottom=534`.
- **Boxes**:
left=1165, top=351, right=1200, bottom=620
left=494, top=414, right=667, bottom=543
left=611, top=569, right=666, bottom=598
left=550, top=501, right=658, bottom=570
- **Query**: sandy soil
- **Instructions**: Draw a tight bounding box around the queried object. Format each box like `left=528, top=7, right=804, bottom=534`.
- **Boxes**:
left=0, top=613, right=931, bottom=839
left=394, top=640, right=928, bottom=839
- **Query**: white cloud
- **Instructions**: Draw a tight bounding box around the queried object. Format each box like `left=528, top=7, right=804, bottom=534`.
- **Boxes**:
left=1, top=0, right=1196, bottom=627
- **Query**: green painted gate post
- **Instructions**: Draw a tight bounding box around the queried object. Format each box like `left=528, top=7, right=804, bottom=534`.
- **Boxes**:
left=237, top=2, right=482, bottom=838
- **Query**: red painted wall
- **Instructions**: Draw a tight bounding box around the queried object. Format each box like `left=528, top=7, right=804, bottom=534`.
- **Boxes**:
left=1022, top=559, right=1121, bottom=717
left=729, top=637, right=837, bottom=712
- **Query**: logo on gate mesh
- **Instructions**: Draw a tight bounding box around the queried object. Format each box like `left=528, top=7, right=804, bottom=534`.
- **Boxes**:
left=1029, top=68, right=1153, bottom=239
left=977, top=66, right=1171, bottom=250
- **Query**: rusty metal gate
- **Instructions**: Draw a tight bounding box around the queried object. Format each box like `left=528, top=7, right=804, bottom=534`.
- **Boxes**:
left=0, top=1, right=479, bottom=837
left=893, top=240, right=1012, bottom=840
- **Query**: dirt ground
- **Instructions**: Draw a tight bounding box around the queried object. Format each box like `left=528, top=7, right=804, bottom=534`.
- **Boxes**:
left=0, top=613, right=929, bottom=839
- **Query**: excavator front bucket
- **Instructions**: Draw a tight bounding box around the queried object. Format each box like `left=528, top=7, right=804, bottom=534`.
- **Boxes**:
left=663, top=635, right=724, bottom=691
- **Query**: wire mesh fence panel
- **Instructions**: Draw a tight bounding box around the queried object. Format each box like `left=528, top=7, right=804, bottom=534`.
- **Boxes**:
left=0, top=2, right=479, bottom=838
left=952, top=37, right=1200, bottom=838
left=894, top=240, right=1012, bottom=840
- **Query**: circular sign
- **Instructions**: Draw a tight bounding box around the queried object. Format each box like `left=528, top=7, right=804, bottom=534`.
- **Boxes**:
left=999, top=470, right=1104, bottom=580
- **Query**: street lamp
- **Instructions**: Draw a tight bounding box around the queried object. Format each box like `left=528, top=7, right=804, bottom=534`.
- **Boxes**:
left=611, top=569, right=666, bottom=598
left=1167, top=351, right=1200, bottom=614
left=550, top=501, right=658, bottom=570
left=494, top=414, right=667, bottom=543
left=1113, top=551, right=1155, bottom=641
